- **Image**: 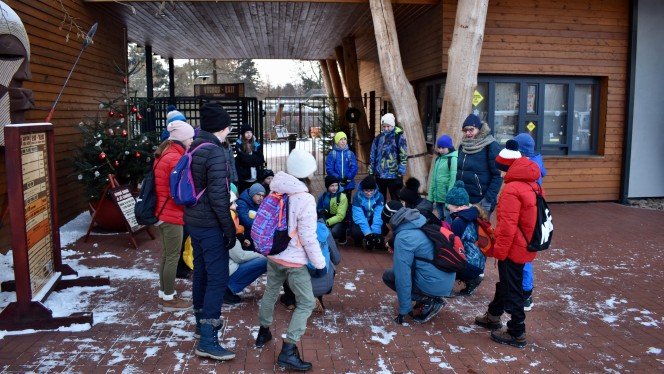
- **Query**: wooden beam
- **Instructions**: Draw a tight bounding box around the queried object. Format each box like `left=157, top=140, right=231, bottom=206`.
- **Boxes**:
left=370, top=0, right=429, bottom=191
left=84, top=0, right=439, bottom=5
left=341, top=37, right=372, bottom=163
left=326, top=59, right=349, bottom=134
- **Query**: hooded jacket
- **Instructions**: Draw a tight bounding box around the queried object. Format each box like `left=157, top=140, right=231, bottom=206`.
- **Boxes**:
left=449, top=206, right=485, bottom=271
left=183, top=131, right=235, bottom=243
left=493, top=157, right=542, bottom=264
left=268, top=171, right=326, bottom=269
left=368, top=126, right=408, bottom=178
left=325, top=144, right=359, bottom=190
left=316, top=189, right=348, bottom=227
left=235, top=137, right=264, bottom=181
left=428, top=150, right=458, bottom=203
left=456, top=125, right=503, bottom=205
left=310, top=220, right=342, bottom=297
left=154, top=141, right=186, bottom=224
left=236, top=189, right=261, bottom=230
left=351, top=179, right=385, bottom=235
left=391, top=208, right=456, bottom=315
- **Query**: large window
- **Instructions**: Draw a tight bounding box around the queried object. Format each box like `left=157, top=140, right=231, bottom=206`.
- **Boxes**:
left=417, top=76, right=600, bottom=155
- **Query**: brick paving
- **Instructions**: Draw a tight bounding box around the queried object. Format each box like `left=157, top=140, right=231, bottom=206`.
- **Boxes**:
left=1, top=177, right=664, bottom=372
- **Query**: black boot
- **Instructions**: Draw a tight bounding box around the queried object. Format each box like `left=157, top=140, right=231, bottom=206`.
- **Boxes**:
left=255, top=326, right=272, bottom=348
left=277, top=341, right=312, bottom=371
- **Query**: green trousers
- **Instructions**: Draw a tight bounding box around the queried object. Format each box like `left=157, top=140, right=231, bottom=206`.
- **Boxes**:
left=158, top=222, right=184, bottom=296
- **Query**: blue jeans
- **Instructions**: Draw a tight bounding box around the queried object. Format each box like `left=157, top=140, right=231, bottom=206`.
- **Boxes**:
left=227, top=257, right=268, bottom=294
left=187, top=225, right=230, bottom=320
left=522, top=262, right=533, bottom=292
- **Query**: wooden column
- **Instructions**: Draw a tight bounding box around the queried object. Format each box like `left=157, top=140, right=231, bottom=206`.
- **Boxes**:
left=319, top=60, right=334, bottom=97
left=334, top=46, right=347, bottom=92
left=369, top=0, right=429, bottom=190
left=341, top=37, right=372, bottom=163
left=325, top=59, right=349, bottom=134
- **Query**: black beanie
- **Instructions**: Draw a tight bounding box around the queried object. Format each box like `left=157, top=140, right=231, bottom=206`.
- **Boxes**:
left=239, top=124, right=253, bottom=137
left=361, top=175, right=377, bottom=190
left=382, top=200, right=403, bottom=223
left=200, top=103, right=232, bottom=133
left=399, top=188, right=419, bottom=207
left=325, top=175, right=340, bottom=189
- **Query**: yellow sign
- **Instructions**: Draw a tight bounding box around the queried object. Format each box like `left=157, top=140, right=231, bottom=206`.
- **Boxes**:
left=527, top=122, right=536, bottom=132
left=472, top=90, right=484, bottom=107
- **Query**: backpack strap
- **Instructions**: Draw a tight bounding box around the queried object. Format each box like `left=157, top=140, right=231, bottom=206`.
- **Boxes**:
left=517, top=183, right=540, bottom=243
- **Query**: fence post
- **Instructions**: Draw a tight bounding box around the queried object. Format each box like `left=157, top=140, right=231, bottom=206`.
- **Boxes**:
left=288, top=133, right=297, bottom=153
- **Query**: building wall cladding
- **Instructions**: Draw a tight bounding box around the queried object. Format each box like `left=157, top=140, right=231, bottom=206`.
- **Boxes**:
left=1, top=0, right=127, bottom=252
left=358, top=0, right=629, bottom=202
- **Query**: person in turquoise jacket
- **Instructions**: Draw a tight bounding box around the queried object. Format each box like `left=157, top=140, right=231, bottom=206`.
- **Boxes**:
left=350, top=175, right=385, bottom=249
left=428, top=134, right=458, bottom=221
left=369, top=113, right=408, bottom=200
left=382, top=202, right=455, bottom=325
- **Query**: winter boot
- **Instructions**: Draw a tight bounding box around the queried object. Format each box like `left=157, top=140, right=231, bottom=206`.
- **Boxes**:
left=255, top=326, right=272, bottom=348
left=195, top=320, right=235, bottom=360
left=458, top=275, right=483, bottom=296
left=160, top=294, right=192, bottom=312
left=475, top=312, right=502, bottom=330
left=277, top=341, right=312, bottom=371
left=491, top=329, right=527, bottom=348
left=413, top=297, right=446, bottom=324
left=194, top=310, right=226, bottom=339
left=523, top=289, right=534, bottom=312
left=223, top=288, right=241, bottom=304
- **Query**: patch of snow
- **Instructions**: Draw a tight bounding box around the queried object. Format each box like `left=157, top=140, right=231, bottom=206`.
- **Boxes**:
left=370, top=325, right=396, bottom=345
left=647, top=347, right=662, bottom=355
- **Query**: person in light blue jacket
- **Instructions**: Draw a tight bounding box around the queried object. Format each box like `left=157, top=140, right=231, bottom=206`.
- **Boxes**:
left=382, top=203, right=455, bottom=325
left=350, top=175, right=385, bottom=249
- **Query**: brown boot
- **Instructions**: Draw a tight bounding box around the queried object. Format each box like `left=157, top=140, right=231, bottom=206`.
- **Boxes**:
left=474, top=312, right=502, bottom=330
left=491, top=329, right=527, bottom=348
left=160, top=296, right=192, bottom=312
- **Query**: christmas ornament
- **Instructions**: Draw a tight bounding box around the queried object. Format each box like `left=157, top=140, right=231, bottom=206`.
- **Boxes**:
left=99, top=152, right=106, bottom=160
left=137, top=114, right=143, bottom=120
left=114, top=161, right=120, bottom=167
left=77, top=174, right=83, bottom=180
left=123, top=78, right=128, bottom=84
left=119, top=113, right=124, bottom=118
left=94, top=171, right=100, bottom=178
left=109, top=110, right=115, bottom=117
left=121, top=129, right=128, bottom=137
left=135, top=152, right=141, bottom=158
left=131, top=106, right=138, bottom=113
left=107, top=128, right=114, bottom=136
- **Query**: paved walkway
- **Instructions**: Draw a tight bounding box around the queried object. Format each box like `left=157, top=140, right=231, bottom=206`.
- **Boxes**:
left=1, top=198, right=664, bottom=373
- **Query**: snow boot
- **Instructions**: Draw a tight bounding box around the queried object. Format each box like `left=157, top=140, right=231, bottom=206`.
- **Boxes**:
left=194, top=310, right=226, bottom=339
left=475, top=312, right=502, bottom=330
left=491, top=329, right=527, bottom=348
left=195, top=319, right=235, bottom=360
left=277, top=341, right=312, bottom=371
left=255, top=326, right=272, bottom=348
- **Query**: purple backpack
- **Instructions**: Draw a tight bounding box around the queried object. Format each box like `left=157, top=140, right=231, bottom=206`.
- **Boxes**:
left=169, top=143, right=215, bottom=206
left=251, top=192, right=292, bottom=255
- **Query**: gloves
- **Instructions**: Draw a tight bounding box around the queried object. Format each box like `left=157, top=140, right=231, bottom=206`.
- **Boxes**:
left=225, top=236, right=236, bottom=250
left=310, top=266, right=328, bottom=278
left=341, top=177, right=351, bottom=186
left=394, top=175, right=404, bottom=189
left=394, top=314, right=405, bottom=325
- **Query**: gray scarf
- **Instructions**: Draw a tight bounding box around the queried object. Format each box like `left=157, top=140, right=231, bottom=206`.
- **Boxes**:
left=460, top=123, right=496, bottom=154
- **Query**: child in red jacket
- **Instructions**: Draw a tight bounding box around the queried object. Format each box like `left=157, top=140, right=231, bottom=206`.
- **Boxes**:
left=474, top=140, right=543, bottom=348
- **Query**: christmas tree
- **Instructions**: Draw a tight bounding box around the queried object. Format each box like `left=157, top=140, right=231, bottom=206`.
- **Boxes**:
left=72, top=95, right=160, bottom=200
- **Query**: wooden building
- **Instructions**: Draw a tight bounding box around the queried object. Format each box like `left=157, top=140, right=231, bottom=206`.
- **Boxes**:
left=1, top=0, right=662, bottom=252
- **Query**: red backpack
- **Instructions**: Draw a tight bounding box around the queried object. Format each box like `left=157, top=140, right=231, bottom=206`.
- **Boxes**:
left=417, top=224, right=466, bottom=273
left=476, top=217, right=496, bottom=257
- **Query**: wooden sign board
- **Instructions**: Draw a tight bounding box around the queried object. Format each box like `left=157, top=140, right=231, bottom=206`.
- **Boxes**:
left=109, top=186, right=141, bottom=233
left=0, top=123, right=109, bottom=331
left=194, top=83, right=245, bottom=97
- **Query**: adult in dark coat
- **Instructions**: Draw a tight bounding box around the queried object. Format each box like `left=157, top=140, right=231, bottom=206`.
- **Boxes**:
left=456, top=114, right=503, bottom=217
left=184, top=103, right=236, bottom=361
left=235, top=124, right=265, bottom=194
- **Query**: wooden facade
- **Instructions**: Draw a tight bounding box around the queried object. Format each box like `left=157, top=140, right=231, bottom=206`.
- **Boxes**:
left=357, top=0, right=630, bottom=202
left=1, top=0, right=127, bottom=251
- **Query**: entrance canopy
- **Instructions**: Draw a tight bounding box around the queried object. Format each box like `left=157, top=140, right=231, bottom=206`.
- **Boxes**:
left=84, top=0, right=437, bottom=60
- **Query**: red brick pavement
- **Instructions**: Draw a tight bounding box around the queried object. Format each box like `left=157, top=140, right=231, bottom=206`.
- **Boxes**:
left=1, top=192, right=664, bottom=372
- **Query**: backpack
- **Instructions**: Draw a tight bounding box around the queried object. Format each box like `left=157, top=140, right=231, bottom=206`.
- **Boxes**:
left=417, top=223, right=467, bottom=273
left=251, top=192, right=292, bottom=256
left=134, top=158, right=168, bottom=225
left=519, top=184, right=553, bottom=252
left=169, top=143, right=215, bottom=207
left=475, top=217, right=496, bottom=257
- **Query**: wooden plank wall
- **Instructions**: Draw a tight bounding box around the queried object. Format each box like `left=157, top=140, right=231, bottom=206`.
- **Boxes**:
left=1, top=0, right=127, bottom=252
left=358, top=0, right=629, bottom=202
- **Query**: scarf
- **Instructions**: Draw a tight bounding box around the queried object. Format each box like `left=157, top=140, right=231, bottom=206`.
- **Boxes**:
left=460, top=124, right=496, bottom=154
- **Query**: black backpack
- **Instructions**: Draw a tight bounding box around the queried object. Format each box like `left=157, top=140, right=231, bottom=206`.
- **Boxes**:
left=519, top=184, right=553, bottom=252
left=134, top=158, right=168, bottom=226
left=416, top=223, right=467, bottom=273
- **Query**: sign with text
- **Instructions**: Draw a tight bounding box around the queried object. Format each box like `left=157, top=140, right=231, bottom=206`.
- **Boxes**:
left=194, top=83, right=245, bottom=97
left=109, top=186, right=141, bottom=233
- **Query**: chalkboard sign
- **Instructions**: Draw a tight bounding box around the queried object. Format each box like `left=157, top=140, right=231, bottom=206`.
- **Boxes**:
left=109, top=185, right=141, bottom=233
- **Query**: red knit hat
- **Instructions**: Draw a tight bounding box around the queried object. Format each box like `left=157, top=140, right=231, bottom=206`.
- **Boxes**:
left=495, top=139, right=522, bottom=172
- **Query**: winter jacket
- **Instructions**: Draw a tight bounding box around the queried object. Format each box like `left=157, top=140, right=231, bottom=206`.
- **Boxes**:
left=228, top=239, right=264, bottom=276
left=325, top=145, right=359, bottom=190
left=368, top=127, right=408, bottom=179
left=154, top=141, right=186, bottom=225
left=183, top=131, right=235, bottom=244
left=316, top=189, right=348, bottom=227
left=268, top=171, right=326, bottom=269
left=529, top=153, right=547, bottom=186
left=457, top=141, right=503, bottom=205
left=310, top=220, right=342, bottom=297
left=449, top=206, right=486, bottom=271
left=235, top=137, right=264, bottom=182
left=428, top=150, right=458, bottom=203
left=222, top=141, right=238, bottom=183
left=391, top=208, right=455, bottom=315
left=493, top=157, right=542, bottom=264
left=351, top=180, right=385, bottom=236
left=236, top=189, right=260, bottom=230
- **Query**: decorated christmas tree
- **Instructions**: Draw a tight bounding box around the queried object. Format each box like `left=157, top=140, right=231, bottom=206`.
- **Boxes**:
left=72, top=94, right=160, bottom=201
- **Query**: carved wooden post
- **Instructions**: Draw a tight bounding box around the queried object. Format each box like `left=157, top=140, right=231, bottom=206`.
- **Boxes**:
left=369, top=0, right=429, bottom=190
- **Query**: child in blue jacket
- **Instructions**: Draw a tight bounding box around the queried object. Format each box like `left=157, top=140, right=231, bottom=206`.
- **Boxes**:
left=350, top=175, right=385, bottom=249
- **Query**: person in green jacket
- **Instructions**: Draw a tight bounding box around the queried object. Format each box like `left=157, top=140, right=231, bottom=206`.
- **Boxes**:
left=428, top=134, right=458, bottom=221
left=317, top=175, right=349, bottom=244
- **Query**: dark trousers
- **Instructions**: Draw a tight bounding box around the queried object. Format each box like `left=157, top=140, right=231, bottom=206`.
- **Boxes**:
left=488, top=258, right=526, bottom=336
left=456, top=263, right=483, bottom=282
left=377, top=178, right=401, bottom=201
left=350, top=221, right=371, bottom=245
left=329, top=221, right=347, bottom=241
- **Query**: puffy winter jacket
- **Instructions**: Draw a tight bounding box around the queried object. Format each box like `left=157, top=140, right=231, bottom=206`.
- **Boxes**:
left=368, top=127, right=408, bottom=178
left=310, top=220, right=342, bottom=297
left=221, top=141, right=238, bottom=183
left=154, top=141, right=186, bottom=225
left=493, top=157, right=542, bottom=264
left=428, top=150, right=458, bottom=203
left=183, top=131, right=235, bottom=243
left=449, top=206, right=486, bottom=271
left=325, top=145, right=358, bottom=190
left=235, top=137, right=264, bottom=181
left=268, top=171, right=326, bottom=268
left=236, top=189, right=260, bottom=230
left=457, top=141, right=503, bottom=205
left=351, top=180, right=385, bottom=235
left=316, top=189, right=348, bottom=227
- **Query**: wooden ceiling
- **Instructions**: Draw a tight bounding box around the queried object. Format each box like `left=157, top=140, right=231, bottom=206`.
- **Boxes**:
left=84, top=0, right=438, bottom=60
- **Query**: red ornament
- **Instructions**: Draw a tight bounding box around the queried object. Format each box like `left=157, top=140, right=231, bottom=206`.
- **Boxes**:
left=135, top=152, right=141, bottom=158
left=99, top=152, right=106, bottom=160
left=114, top=161, right=120, bottom=167
left=137, top=114, right=143, bottom=120
left=123, top=78, right=128, bottom=84
left=119, top=113, right=124, bottom=118
left=131, top=106, right=138, bottom=113
left=109, top=111, right=115, bottom=117
left=121, top=129, right=128, bottom=137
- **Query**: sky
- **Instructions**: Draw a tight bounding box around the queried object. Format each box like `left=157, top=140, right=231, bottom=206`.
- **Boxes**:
left=174, top=58, right=302, bottom=87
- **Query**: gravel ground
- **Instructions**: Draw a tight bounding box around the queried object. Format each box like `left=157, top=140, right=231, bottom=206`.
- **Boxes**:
left=627, top=198, right=664, bottom=211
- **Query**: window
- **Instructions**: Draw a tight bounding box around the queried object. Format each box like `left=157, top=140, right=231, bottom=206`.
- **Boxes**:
left=417, top=76, right=600, bottom=155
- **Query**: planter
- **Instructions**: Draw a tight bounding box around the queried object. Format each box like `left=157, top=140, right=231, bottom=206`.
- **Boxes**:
left=88, top=198, right=126, bottom=232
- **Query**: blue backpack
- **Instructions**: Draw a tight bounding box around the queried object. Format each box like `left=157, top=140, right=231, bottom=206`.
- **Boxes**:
left=170, top=142, right=215, bottom=206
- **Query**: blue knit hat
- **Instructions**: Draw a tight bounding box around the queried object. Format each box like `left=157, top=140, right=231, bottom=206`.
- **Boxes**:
left=445, top=180, right=470, bottom=206
left=462, top=114, right=482, bottom=130
left=436, top=134, right=453, bottom=149
left=166, top=105, right=186, bottom=124
left=514, top=133, right=535, bottom=158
